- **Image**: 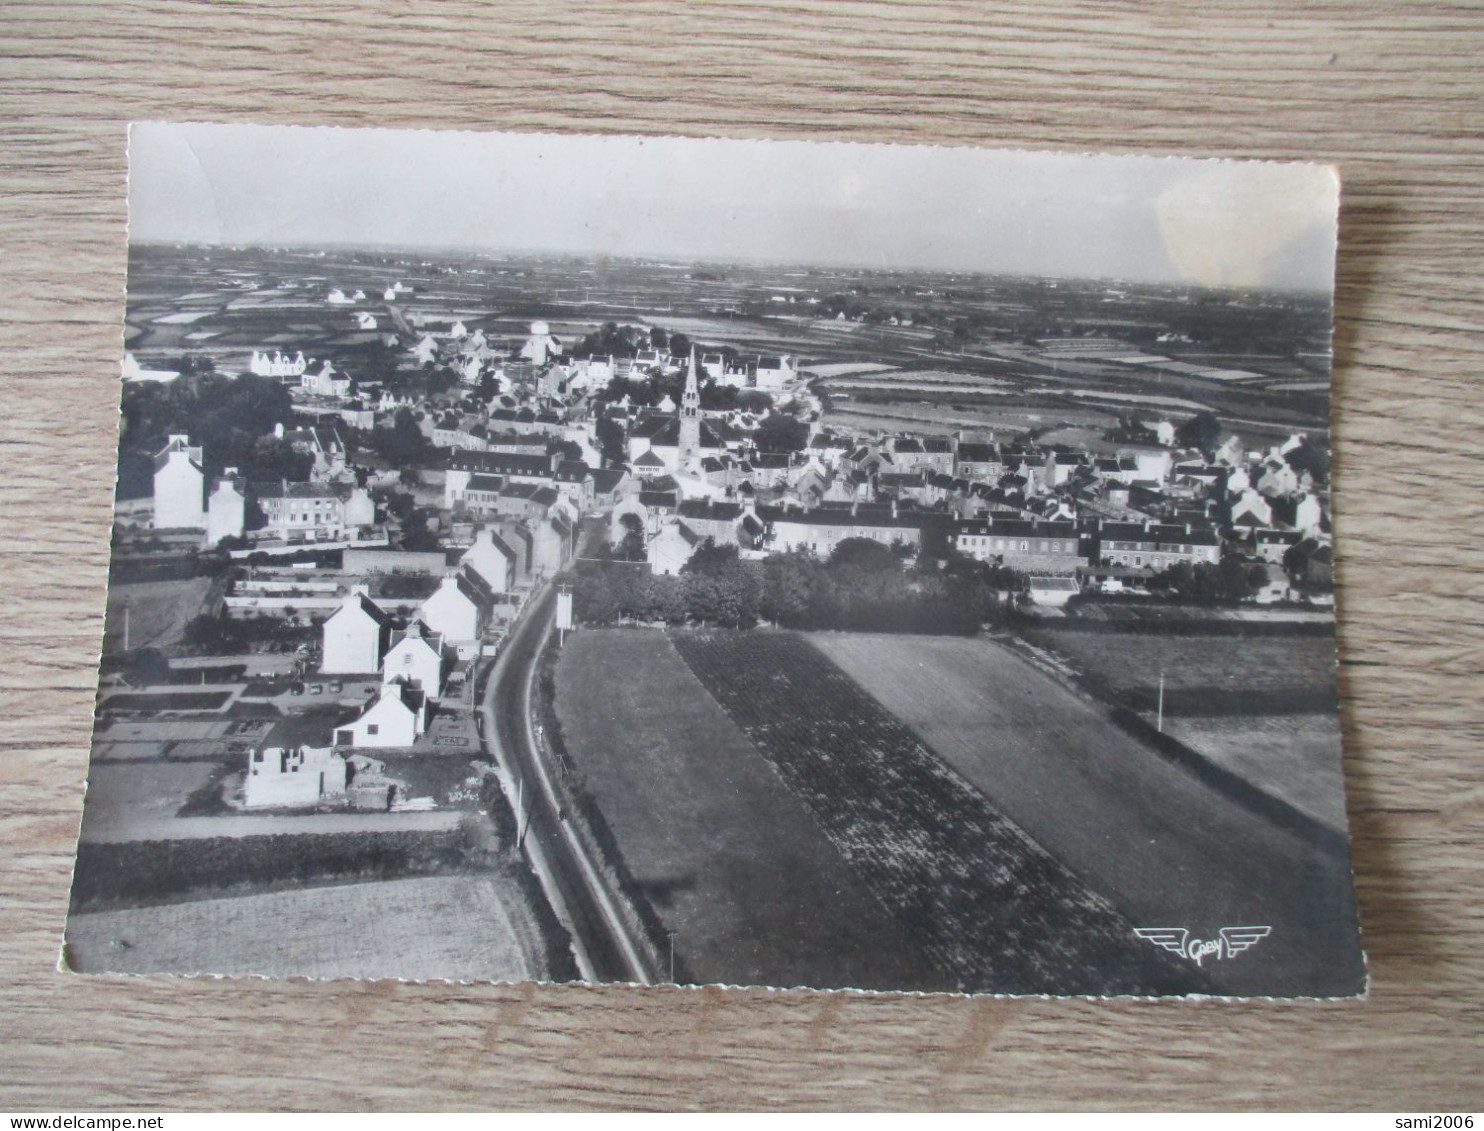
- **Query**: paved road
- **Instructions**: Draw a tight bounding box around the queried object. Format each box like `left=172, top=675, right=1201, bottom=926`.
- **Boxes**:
left=81, top=808, right=463, bottom=843
left=477, top=583, right=653, bottom=985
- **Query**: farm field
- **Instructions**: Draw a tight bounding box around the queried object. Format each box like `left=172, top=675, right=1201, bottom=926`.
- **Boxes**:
left=76, top=762, right=223, bottom=839
left=670, top=631, right=1200, bottom=996
left=1019, top=629, right=1340, bottom=703
left=1162, top=715, right=1347, bottom=832
left=822, top=400, right=1118, bottom=438
left=807, top=632, right=1365, bottom=997
left=552, top=629, right=937, bottom=991
left=78, top=807, right=463, bottom=844
left=103, top=577, right=216, bottom=652
left=65, top=874, right=548, bottom=982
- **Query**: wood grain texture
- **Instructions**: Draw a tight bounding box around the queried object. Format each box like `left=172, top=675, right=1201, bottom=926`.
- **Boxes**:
left=2, top=0, right=1481, bottom=1111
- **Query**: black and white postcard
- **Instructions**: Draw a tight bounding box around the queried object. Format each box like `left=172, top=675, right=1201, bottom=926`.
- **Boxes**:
left=66, top=123, right=1364, bottom=997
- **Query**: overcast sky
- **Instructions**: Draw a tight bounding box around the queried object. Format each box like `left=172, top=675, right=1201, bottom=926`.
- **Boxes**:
left=129, top=122, right=1338, bottom=290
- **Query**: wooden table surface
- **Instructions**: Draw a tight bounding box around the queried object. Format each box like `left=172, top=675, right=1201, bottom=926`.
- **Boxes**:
left=2, top=2, right=1481, bottom=1112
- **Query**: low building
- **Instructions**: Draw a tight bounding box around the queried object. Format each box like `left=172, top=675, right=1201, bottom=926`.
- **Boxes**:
left=755, top=355, right=797, bottom=390
left=1096, top=520, right=1221, bottom=570
left=757, top=502, right=924, bottom=558
left=244, top=744, right=347, bottom=809
left=649, top=520, right=701, bottom=576
left=952, top=517, right=1085, bottom=574
left=259, top=480, right=376, bottom=542
left=444, top=450, right=557, bottom=509
left=1029, top=576, right=1080, bottom=607
left=954, top=442, right=1003, bottom=481
left=334, top=683, right=429, bottom=748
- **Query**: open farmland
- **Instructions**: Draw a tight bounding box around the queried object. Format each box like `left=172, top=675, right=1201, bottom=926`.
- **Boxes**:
left=65, top=874, right=549, bottom=982
left=809, top=632, right=1365, bottom=997
left=551, top=628, right=937, bottom=991
left=670, top=631, right=1203, bottom=996
left=1161, top=715, right=1347, bottom=832
left=1018, top=629, right=1340, bottom=703
left=103, top=577, right=216, bottom=652
left=75, top=762, right=224, bottom=839
left=1016, top=627, right=1347, bottom=829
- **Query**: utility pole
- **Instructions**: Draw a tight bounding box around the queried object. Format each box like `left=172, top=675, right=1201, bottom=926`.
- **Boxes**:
left=1157, top=672, right=1165, bottom=734
left=122, top=598, right=130, bottom=653
left=668, top=930, right=676, bottom=985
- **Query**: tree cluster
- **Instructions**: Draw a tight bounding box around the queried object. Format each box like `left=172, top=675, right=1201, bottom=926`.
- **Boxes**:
left=1148, top=555, right=1268, bottom=605
left=117, top=373, right=305, bottom=498
left=570, top=537, right=1019, bottom=635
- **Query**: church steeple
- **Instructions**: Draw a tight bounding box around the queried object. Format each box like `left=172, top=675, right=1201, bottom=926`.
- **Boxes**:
left=679, top=345, right=701, bottom=466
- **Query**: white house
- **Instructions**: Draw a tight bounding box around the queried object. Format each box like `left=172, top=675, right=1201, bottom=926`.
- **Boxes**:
left=520, top=320, right=562, bottom=366
left=250, top=350, right=308, bottom=379
left=244, top=744, right=347, bottom=809
left=381, top=620, right=445, bottom=701
left=1290, top=493, right=1324, bottom=537
left=320, top=588, right=393, bottom=675
left=259, top=481, right=375, bottom=542
left=1214, top=434, right=1246, bottom=468
left=411, top=334, right=440, bottom=366
left=327, top=288, right=354, bottom=305
left=356, top=312, right=378, bottom=331
left=1230, top=489, right=1274, bottom=527
left=419, top=570, right=492, bottom=656
left=648, top=520, right=700, bottom=576
left=334, top=683, right=428, bottom=748
left=300, top=361, right=351, bottom=398
left=460, top=526, right=518, bottom=594
left=755, top=355, right=797, bottom=391
left=1120, top=445, right=1174, bottom=484
left=153, top=434, right=205, bottom=530
left=1141, top=419, right=1177, bottom=447
left=205, top=469, right=246, bottom=546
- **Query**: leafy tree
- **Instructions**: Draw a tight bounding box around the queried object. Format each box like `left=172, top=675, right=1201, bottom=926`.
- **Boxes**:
left=682, top=538, right=739, bottom=578
left=1176, top=410, right=1223, bottom=454
left=828, top=537, right=898, bottom=572
left=617, top=513, right=646, bottom=562
left=668, top=332, right=692, bottom=359
left=384, top=490, right=417, bottom=520
left=371, top=407, right=432, bottom=466
left=649, top=326, right=668, bottom=351
left=400, top=508, right=440, bottom=552
left=1283, top=439, right=1330, bottom=484
left=754, top=413, right=809, bottom=454
left=249, top=436, right=314, bottom=483
left=594, top=414, right=627, bottom=467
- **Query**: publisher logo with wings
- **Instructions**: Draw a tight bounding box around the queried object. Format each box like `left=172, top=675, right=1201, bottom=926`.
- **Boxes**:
left=1135, top=926, right=1272, bottom=966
